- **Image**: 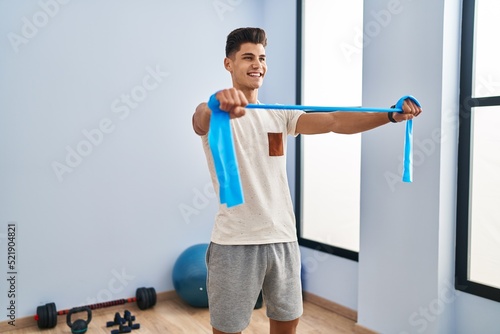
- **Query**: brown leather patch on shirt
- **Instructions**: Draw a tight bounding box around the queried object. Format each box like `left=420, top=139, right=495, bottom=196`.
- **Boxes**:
left=268, top=132, right=284, bottom=156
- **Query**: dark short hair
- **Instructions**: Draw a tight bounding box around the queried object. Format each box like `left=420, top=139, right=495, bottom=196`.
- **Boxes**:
left=225, top=27, right=267, bottom=57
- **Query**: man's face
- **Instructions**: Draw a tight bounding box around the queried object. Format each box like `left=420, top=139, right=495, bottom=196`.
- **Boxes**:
left=225, top=42, right=267, bottom=91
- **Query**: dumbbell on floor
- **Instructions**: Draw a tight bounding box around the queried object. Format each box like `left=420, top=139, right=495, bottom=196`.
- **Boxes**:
left=108, top=310, right=140, bottom=334
left=35, top=287, right=156, bottom=329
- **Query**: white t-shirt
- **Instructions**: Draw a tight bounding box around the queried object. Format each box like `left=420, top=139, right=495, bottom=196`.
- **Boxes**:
left=202, top=107, right=304, bottom=245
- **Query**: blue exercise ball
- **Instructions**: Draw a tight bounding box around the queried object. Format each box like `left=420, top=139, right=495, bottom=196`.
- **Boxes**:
left=172, top=243, right=209, bottom=308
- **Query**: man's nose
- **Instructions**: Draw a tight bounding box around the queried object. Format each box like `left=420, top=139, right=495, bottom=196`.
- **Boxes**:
left=251, top=60, right=261, bottom=68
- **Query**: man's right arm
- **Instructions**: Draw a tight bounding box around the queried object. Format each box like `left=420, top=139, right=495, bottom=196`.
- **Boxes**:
left=192, top=102, right=211, bottom=136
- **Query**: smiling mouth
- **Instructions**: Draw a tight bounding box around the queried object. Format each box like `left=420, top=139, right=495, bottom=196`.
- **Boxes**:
left=248, top=72, right=262, bottom=77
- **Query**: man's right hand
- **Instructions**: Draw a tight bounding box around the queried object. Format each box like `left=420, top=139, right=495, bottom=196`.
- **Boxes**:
left=193, top=88, right=248, bottom=136
left=216, top=88, right=248, bottom=119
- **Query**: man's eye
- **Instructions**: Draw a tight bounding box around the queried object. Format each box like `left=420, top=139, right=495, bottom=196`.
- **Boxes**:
left=260, top=58, right=266, bottom=62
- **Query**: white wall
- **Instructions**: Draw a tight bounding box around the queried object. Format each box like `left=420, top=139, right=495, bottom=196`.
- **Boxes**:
left=357, top=0, right=500, bottom=332
left=0, top=0, right=264, bottom=320
left=2, top=0, right=500, bottom=332
left=455, top=291, right=500, bottom=334
left=359, top=0, right=454, bottom=332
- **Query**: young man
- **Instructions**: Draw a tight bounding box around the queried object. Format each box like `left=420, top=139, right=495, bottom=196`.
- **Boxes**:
left=192, top=27, right=422, bottom=334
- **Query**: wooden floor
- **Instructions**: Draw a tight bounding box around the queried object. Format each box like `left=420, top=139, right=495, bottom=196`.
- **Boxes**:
left=3, top=296, right=356, bottom=333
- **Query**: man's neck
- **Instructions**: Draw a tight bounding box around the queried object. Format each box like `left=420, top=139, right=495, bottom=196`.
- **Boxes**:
left=239, top=87, right=259, bottom=104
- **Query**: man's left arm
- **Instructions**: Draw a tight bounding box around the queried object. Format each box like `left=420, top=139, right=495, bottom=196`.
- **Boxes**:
left=295, top=98, right=422, bottom=135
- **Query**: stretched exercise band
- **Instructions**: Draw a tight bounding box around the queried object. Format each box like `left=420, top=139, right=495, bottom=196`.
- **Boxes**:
left=208, top=94, right=421, bottom=207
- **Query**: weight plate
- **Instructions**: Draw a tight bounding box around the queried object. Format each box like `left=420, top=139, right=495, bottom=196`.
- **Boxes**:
left=48, top=302, right=57, bottom=328
left=36, top=305, right=47, bottom=329
left=136, top=288, right=148, bottom=310
left=148, top=287, right=157, bottom=307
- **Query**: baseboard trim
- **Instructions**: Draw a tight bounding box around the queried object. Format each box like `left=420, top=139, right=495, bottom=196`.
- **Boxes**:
left=354, top=323, right=380, bottom=334
left=0, top=290, right=177, bottom=332
left=302, top=291, right=379, bottom=334
left=302, top=291, right=357, bottom=322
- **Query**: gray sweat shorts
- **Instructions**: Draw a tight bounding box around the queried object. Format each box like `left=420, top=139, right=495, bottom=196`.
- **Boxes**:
left=206, top=241, right=303, bottom=333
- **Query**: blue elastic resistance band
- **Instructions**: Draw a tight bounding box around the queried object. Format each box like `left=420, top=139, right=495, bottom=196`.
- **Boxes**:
left=208, top=94, right=421, bottom=207
left=394, top=95, right=420, bottom=182
left=207, top=94, right=244, bottom=208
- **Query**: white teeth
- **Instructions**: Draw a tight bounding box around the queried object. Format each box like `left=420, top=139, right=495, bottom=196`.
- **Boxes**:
left=249, top=73, right=261, bottom=77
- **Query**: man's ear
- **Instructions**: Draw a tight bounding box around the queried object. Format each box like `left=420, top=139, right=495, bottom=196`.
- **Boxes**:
left=224, top=57, right=232, bottom=72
